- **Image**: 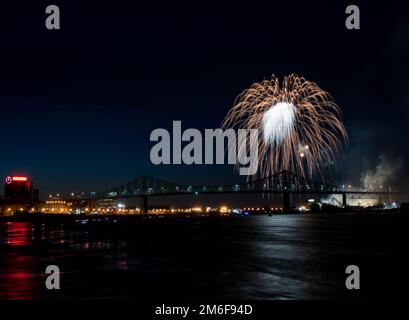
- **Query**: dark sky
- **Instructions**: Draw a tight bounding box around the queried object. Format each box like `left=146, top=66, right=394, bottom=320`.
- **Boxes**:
left=0, top=0, right=408, bottom=196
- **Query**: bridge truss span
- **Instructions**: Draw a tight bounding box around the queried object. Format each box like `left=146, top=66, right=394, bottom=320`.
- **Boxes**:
left=99, top=170, right=340, bottom=198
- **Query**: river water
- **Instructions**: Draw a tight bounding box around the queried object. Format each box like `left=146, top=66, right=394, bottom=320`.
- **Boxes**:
left=0, top=213, right=407, bottom=300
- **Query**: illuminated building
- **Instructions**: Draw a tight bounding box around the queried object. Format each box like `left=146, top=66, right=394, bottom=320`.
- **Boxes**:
left=4, top=175, right=39, bottom=203
left=97, top=198, right=116, bottom=209
left=40, top=200, right=71, bottom=214
left=0, top=176, right=41, bottom=215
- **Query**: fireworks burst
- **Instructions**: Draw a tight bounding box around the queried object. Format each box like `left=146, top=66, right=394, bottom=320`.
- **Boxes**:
left=223, top=74, right=348, bottom=181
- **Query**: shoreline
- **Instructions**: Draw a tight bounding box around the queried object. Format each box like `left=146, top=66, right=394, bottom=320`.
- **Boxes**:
left=0, top=210, right=404, bottom=223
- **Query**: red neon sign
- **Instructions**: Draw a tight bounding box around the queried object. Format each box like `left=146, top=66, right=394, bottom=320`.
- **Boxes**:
left=13, top=176, right=28, bottom=181
left=5, top=176, right=28, bottom=184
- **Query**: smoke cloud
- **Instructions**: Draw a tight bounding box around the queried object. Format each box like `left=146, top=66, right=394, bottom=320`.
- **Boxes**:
left=360, top=154, right=403, bottom=191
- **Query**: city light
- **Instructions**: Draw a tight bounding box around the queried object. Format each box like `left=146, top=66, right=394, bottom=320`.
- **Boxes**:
left=219, top=206, right=229, bottom=214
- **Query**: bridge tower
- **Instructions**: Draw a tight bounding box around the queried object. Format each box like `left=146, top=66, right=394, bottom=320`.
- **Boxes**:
left=342, top=193, right=347, bottom=207
left=142, top=195, right=149, bottom=214
left=283, top=192, right=291, bottom=213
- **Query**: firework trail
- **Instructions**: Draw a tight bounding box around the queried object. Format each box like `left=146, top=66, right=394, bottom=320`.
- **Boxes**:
left=223, top=74, right=347, bottom=181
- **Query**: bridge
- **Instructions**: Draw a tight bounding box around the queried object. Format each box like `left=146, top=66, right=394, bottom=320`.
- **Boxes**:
left=73, top=171, right=408, bottom=213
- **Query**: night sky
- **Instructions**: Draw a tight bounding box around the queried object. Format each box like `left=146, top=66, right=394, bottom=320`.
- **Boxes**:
left=0, top=1, right=408, bottom=196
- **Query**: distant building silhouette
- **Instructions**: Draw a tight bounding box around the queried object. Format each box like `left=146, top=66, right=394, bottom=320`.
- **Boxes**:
left=0, top=175, right=40, bottom=215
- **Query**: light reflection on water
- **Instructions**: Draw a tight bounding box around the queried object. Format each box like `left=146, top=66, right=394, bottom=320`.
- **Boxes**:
left=4, top=222, right=31, bottom=246
left=0, top=222, right=38, bottom=299
left=0, top=214, right=407, bottom=300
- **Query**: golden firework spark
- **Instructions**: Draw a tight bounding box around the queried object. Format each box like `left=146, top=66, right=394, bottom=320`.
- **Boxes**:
left=223, top=74, right=348, bottom=181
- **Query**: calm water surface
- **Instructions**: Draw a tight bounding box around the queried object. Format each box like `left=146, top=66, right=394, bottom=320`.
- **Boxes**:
left=0, top=214, right=407, bottom=300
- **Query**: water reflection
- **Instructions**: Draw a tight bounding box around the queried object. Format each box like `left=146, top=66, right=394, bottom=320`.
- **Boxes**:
left=0, top=215, right=407, bottom=300
left=0, top=222, right=38, bottom=300
left=5, top=222, right=31, bottom=246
